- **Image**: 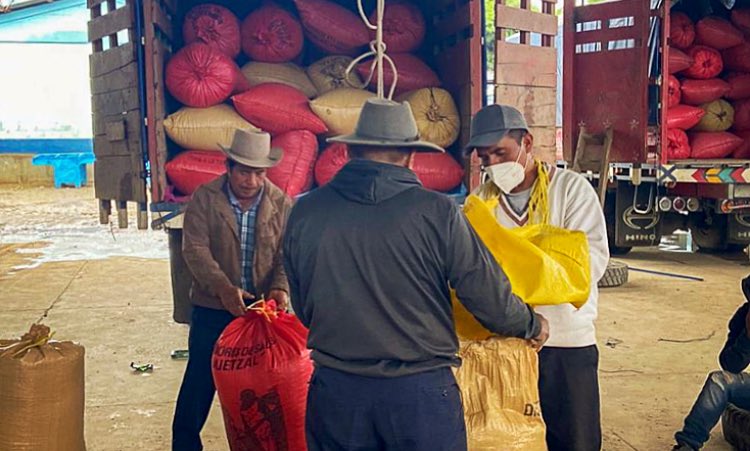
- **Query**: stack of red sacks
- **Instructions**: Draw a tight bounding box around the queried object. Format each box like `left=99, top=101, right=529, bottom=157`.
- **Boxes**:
left=164, top=1, right=464, bottom=199
left=666, top=11, right=750, bottom=160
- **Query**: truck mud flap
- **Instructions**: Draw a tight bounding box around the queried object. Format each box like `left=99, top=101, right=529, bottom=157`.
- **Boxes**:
left=727, top=212, right=750, bottom=245
left=614, top=181, right=661, bottom=248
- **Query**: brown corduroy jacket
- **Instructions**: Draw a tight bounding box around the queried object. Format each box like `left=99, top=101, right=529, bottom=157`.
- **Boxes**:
left=182, top=175, right=292, bottom=311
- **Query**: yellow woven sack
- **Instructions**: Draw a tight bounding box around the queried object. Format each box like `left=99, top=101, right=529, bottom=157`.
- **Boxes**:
left=397, top=87, right=460, bottom=148
left=456, top=338, right=547, bottom=451
left=453, top=189, right=591, bottom=340
left=164, top=105, right=259, bottom=152
left=694, top=99, right=734, bottom=132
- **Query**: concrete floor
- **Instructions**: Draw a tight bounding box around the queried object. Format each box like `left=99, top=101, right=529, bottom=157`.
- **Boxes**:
left=0, top=186, right=746, bottom=450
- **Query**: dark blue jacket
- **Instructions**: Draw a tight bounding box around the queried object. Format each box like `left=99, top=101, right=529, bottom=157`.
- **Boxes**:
left=283, top=159, right=540, bottom=377
left=719, top=301, right=750, bottom=373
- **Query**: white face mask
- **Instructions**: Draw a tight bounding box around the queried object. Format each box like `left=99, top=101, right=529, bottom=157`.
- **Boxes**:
left=485, top=144, right=529, bottom=194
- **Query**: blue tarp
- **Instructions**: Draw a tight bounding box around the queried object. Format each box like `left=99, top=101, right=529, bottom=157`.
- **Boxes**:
left=0, top=138, right=93, bottom=154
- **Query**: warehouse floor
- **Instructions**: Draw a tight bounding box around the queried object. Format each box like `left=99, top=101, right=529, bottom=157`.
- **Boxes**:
left=0, top=186, right=745, bottom=450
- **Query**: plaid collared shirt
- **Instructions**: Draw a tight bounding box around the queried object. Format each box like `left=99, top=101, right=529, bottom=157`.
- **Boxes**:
left=227, top=185, right=264, bottom=295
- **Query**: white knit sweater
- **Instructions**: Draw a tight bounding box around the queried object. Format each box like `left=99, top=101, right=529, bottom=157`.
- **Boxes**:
left=475, top=168, right=610, bottom=348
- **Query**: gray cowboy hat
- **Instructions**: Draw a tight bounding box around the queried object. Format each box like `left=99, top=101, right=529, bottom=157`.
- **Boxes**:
left=219, top=129, right=283, bottom=168
left=328, top=98, right=444, bottom=152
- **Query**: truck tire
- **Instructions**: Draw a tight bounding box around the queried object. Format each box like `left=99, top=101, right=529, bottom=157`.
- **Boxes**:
left=598, top=260, right=629, bottom=288
left=722, top=404, right=750, bottom=451
left=168, top=229, right=193, bottom=324
left=690, top=213, right=728, bottom=252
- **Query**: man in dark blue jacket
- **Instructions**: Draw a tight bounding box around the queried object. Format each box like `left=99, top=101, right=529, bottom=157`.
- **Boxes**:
left=673, top=276, right=750, bottom=450
left=283, top=99, right=549, bottom=451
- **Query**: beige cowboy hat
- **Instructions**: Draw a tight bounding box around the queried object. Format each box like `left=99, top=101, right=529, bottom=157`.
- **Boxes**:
left=328, top=98, right=444, bottom=152
left=219, top=129, right=283, bottom=168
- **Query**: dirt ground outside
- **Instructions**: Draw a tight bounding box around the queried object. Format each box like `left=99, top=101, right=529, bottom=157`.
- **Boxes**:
left=0, top=186, right=746, bottom=451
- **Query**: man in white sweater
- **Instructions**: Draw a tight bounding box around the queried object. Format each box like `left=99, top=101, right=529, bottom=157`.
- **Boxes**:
left=466, top=105, right=610, bottom=451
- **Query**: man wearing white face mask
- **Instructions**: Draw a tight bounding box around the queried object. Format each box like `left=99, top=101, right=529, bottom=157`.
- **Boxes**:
left=466, top=104, right=610, bottom=451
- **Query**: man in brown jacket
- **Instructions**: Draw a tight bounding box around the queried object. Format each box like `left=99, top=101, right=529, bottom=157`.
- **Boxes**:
left=172, top=129, right=292, bottom=451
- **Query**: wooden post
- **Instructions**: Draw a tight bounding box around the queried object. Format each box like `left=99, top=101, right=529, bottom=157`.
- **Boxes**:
left=137, top=202, right=149, bottom=230
left=117, top=201, right=128, bottom=229
left=99, top=199, right=111, bottom=225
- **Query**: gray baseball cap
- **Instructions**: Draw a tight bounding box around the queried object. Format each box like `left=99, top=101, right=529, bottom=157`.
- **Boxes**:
left=464, top=104, right=529, bottom=154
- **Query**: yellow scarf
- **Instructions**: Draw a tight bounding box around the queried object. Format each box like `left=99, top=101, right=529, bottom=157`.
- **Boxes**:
left=478, top=159, right=550, bottom=225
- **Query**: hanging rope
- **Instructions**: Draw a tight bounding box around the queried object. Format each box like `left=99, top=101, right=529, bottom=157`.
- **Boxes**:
left=346, top=0, right=399, bottom=99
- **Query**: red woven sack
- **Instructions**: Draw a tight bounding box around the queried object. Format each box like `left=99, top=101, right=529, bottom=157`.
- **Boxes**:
left=267, top=130, right=318, bottom=197
left=213, top=301, right=312, bottom=451
left=725, top=73, right=750, bottom=100
left=666, top=129, right=691, bottom=160
left=667, top=105, right=706, bottom=129
left=723, top=43, right=750, bottom=72
left=683, top=46, right=724, bottom=79
left=668, top=75, right=682, bottom=107
left=731, top=130, right=750, bottom=158
left=314, top=143, right=349, bottom=186
left=369, top=1, right=425, bottom=53
left=166, top=43, right=236, bottom=107
left=695, top=17, right=744, bottom=50
left=241, top=4, right=304, bottom=63
left=183, top=4, right=241, bottom=58
left=732, top=99, right=750, bottom=130
left=165, top=150, right=226, bottom=195
left=669, top=48, right=694, bottom=74
left=411, top=153, right=464, bottom=192
left=294, top=0, right=370, bottom=55
left=357, top=53, right=440, bottom=95
left=731, top=9, right=750, bottom=34
left=232, top=83, right=328, bottom=135
left=312, top=144, right=462, bottom=192
left=680, top=78, right=730, bottom=105
left=690, top=132, right=743, bottom=158
left=671, top=12, right=695, bottom=49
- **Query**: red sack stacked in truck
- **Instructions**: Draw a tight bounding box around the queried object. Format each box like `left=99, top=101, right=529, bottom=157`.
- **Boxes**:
left=669, top=48, right=694, bottom=74
left=690, top=132, right=743, bottom=158
left=680, top=78, right=730, bottom=105
left=671, top=12, right=696, bottom=49
left=725, top=73, right=750, bottom=99
left=684, top=46, right=724, bottom=79
left=369, top=1, right=425, bottom=53
left=314, top=143, right=349, bottom=186
left=732, top=99, right=750, bottom=129
left=183, top=4, right=241, bottom=59
left=695, top=17, right=744, bottom=49
left=723, top=43, right=750, bottom=72
left=731, top=9, right=750, bottom=34
left=232, top=83, right=328, bottom=135
left=668, top=75, right=682, bottom=107
left=212, top=301, right=313, bottom=451
left=166, top=43, right=238, bottom=107
left=411, top=153, right=464, bottom=192
left=732, top=130, right=750, bottom=158
left=313, top=143, right=463, bottom=191
left=357, top=53, right=441, bottom=95
left=166, top=151, right=227, bottom=195
left=241, top=4, right=304, bottom=63
left=294, top=0, right=370, bottom=55
left=667, top=129, right=691, bottom=160
left=267, top=131, right=318, bottom=197
left=667, top=105, right=706, bottom=129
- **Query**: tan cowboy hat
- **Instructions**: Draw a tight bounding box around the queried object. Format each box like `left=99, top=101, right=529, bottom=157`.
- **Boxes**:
left=219, top=129, right=283, bottom=168
left=328, top=98, right=444, bottom=152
